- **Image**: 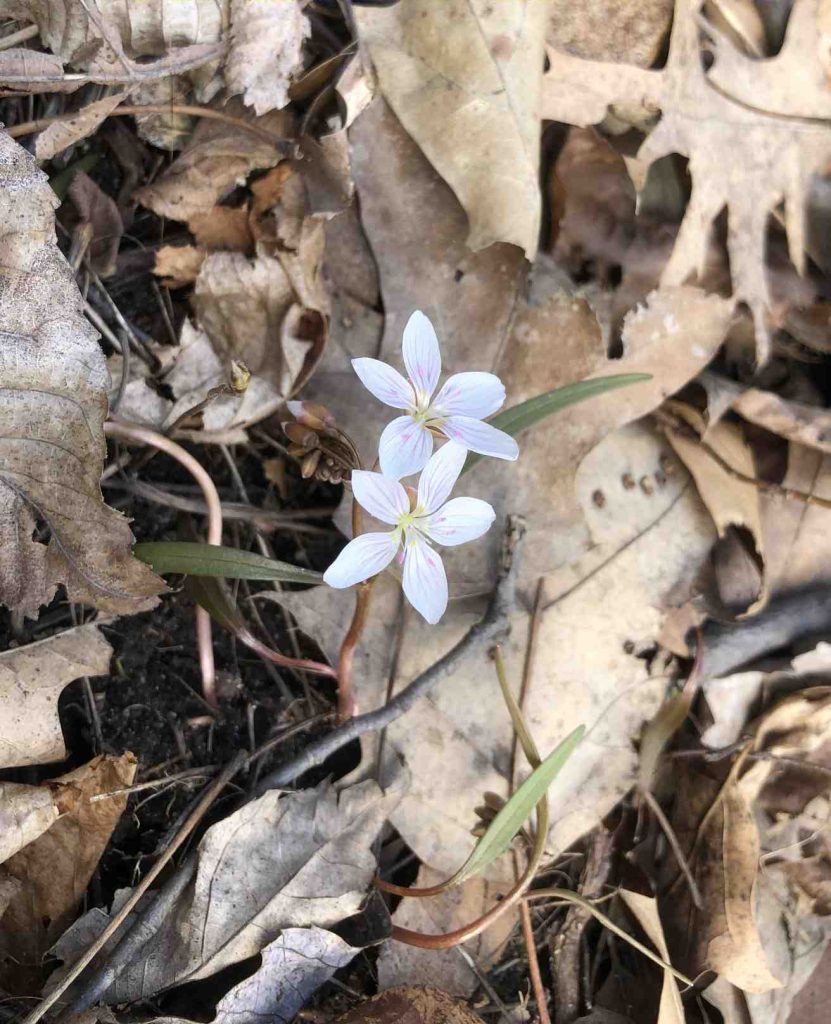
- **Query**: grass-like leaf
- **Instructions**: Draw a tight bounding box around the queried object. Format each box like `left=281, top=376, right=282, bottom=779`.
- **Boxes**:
left=133, top=541, right=323, bottom=584
left=463, top=373, right=651, bottom=473
left=453, top=724, right=585, bottom=885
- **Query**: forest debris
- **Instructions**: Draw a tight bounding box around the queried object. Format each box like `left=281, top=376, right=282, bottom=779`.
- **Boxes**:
left=135, top=101, right=291, bottom=226
left=0, top=131, right=162, bottom=617
left=547, top=0, right=673, bottom=67
left=0, top=755, right=136, bottom=995
left=732, top=388, right=831, bottom=456
left=377, top=867, right=512, bottom=997
left=153, top=245, right=206, bottom=287
left=51, top=777, right=404, bottom=1003
left=355, top=0, right=549, bottom=257
left=0, top=49, right=77, bottom=93
left=154, top=927, right=363, bottom=1024
left=34, top=92, right=126, bottom=161
left=335, top=987, right=485, bottom=1024
left=0, top=624, right=112, bottom=769
left=542, top=0, right=831, bottom=361
left=68, top=171, right=124, bottom=277
left=619, top=890, right=685, bottom=1024
left=225, top=0, right=309, bottom=115
left=0, top=785, right=59, bottom=864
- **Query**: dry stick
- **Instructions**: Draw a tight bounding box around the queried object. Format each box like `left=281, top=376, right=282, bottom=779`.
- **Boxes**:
left=104, top=420, right=222, bottom=706
left=0, top=22, right=38, bottom=49
left=23, top=751, right=247, bottom=1024
left=7, top=103, right=289, bottom=145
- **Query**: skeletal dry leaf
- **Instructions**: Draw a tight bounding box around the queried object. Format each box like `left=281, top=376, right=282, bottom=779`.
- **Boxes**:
left=0, top=132, right=163, bottom=617
left=0, top=754, right=136, bottom=995
left=226, top=0, right=310, bottom=115
left=542, top=0, right=831, bottom=361
left=355, top=0, right=549, bottom=257
left=34, top=92, right=126, bottom=161
left=0, top=624, right=112, bottom=769
left=68, top=171, right=124, bottom=277
left=51, top=776, right=405, bottom=1003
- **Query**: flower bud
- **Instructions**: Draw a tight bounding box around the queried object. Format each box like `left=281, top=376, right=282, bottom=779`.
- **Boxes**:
left=301, top=449, right=322, bottom=479
left=287, top=400, right=335, bottom=431
left=283, top=422, right=318, bottom=448
left=229, top=360, right=251, bottom=393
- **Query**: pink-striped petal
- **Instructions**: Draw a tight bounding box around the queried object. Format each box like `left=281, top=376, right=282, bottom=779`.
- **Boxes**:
left=352, top=357, right=414, bottom=410
left=324, top=531, right=400, bottom=589
left=420, top=497, right=495, bottom=547
left=402, top=310, right=441, bottom=402
left=432, top=372, right=506, bottom=419
left=378, top=415, right=433, bottom=480
left=351, top=470, right=409, bottom=524
left=441, top=416, right=519, bottom=461
left=416, top=440, right=466, bottom=514
left=402, top=534, right=448, bottom=624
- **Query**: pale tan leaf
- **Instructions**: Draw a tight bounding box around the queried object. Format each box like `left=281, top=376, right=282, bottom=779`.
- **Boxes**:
left=0, top=624, right=112, bottom=769
left=153, top=244, right=206, bottom=287
left=135, top=100, right=290, bottom=226
left=548, top=0, right=672, bottom=67
left=0, top=131, right=163, bottom=617
left=68, top=171, right=124, bottom=277
left=0, top=754, right=136, bottom=994
left=0, top=784, right=59, bottom=863
left=619, top=890, right=685, bottom=1024
left=34, top=92, right=125, bottom=161
left=732, top=388, right=831, bottom=456
left=189, top=205, right=253, bottom=252
left=355, top=0, right=549, bottom=257
left=226, top=0, right=309, bottom=115
left=0, top=48, right=76, bottom=93
left=51, top=776, right=405, bottom=1002
left=378, top=867, right=512, bottom=997
left=541, top=0, right=831, bottom=362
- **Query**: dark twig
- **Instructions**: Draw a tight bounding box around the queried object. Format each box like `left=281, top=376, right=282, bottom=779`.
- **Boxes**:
left=254, top=516, right=524, bottom=794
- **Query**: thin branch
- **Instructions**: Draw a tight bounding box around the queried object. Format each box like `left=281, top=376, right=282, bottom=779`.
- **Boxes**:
left=0, top=23, right=38, bottom=50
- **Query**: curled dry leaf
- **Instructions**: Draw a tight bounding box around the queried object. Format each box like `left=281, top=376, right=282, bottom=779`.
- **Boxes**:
left=0, top=48, right=77, bottom=93
left=226, top=0, right=310, bottom=115
left=68, top=171, right=124, bottom=278
left=0, top=623, right=112, bottom=769
left=542, top=0, right=831, bottom=362
left=0, top=754, right=136, bottom=995
left=355, top=0, right=549, bottom=258
left=0, top=132, right=163, bottom=617
left=52, top=776, right=405, bottom=1003
left=0, top=784, right=59, bottom=864
left=34, top=92, right=126, bottom=161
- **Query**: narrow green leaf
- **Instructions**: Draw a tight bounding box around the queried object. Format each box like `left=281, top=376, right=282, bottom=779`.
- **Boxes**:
left=463, top=374, right=651, bottom=473
left=185, top=576, right=246, bottom=634
left=134, top=541, right=323, bottom=584
left=454, top=725, right=585, bottom=884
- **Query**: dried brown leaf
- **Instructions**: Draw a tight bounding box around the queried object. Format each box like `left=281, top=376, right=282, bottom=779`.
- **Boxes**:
left=619, top=890, right=685, bottom=1024
left=35, top=92, right=126, bottom=161
left=0, top=784, right=59, bottom=864
left=0, top=131, right=163, bottom=617
left=355, top=0, right=549, bottom=257
left=548, top=0, right=672, bottom=66
left=153, top=244, right=206, bottom=287
left=336, top=987, right=484, bottom=1024
left=0, top=48, right=76, bottom=93
left=542, top=0, right=831, bottom=361
left=0, top=754, right=136, bottom=995
left=226, top=0, right=309, bottom=115
left=0, top=623, right=112, bottom=769
left=68, top=171, right=124, bottom=277
left=189, top=205, right=253, bottom=252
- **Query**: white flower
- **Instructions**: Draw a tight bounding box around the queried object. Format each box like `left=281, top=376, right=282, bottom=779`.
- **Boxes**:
left=323, top=442, right=495, bottom=623
left=352, top=310, right=519, bottom=480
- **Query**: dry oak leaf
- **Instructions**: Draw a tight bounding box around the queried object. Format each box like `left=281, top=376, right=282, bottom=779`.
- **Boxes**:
left=336, top=987, right=484, bottom=1024
left=548, top=0, right=673, bottom=67
left=226, top=0, right=310, bottom=115
left=34, top=92, right=126, bottom=161
left=0, top=754, right=136, bottom=996
left=68, top=171, right=124, bottom=278
left=355, top=0, right=549, bottom=258
left=0, top=132, right=163, bottom=617
left=0, top=623, right=112, bottom=769
left=542, top=0, right=831, bottom=363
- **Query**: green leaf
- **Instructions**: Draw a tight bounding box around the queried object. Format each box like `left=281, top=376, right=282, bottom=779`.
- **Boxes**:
left=463, top=374, right=651, bottom=473
left=133, top=542, right=323, bottom=584
left=454, top=725, right=585, bottom=884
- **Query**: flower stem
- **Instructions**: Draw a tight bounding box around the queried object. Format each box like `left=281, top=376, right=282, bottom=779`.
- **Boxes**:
left=335, top=493, right=372, bottom=721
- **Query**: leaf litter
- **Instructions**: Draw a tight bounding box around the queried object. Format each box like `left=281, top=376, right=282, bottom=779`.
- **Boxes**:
left=5, top=2, right=831, bottom=1023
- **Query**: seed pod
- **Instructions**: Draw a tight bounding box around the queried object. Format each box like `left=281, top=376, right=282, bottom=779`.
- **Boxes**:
left=301, top=449, right=322, bottom=479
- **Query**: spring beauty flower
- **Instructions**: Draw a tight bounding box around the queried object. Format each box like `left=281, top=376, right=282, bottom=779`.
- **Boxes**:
left=352, top=310, right=519, bottom=480
left=323, top=442, right=495, bottom=623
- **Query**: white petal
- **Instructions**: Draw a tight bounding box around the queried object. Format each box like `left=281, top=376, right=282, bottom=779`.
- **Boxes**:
left=351, top=470, right=409, bottom=524
left=432, top=372, right=506, bottom=419
left=416, top=440, right=466, bottom=514
left=323, top=532, right=399, bottom=589
left=420, top=497, right=495, bottom=546
left=402, top=310, right=441, bottom=401
left=379, top=416, right=433, bottom=479
left=402, top=534, right=448, bottom=624
left=441, top=416, right=519, bottom=461
left=352, top=357, right=414, bottom=410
